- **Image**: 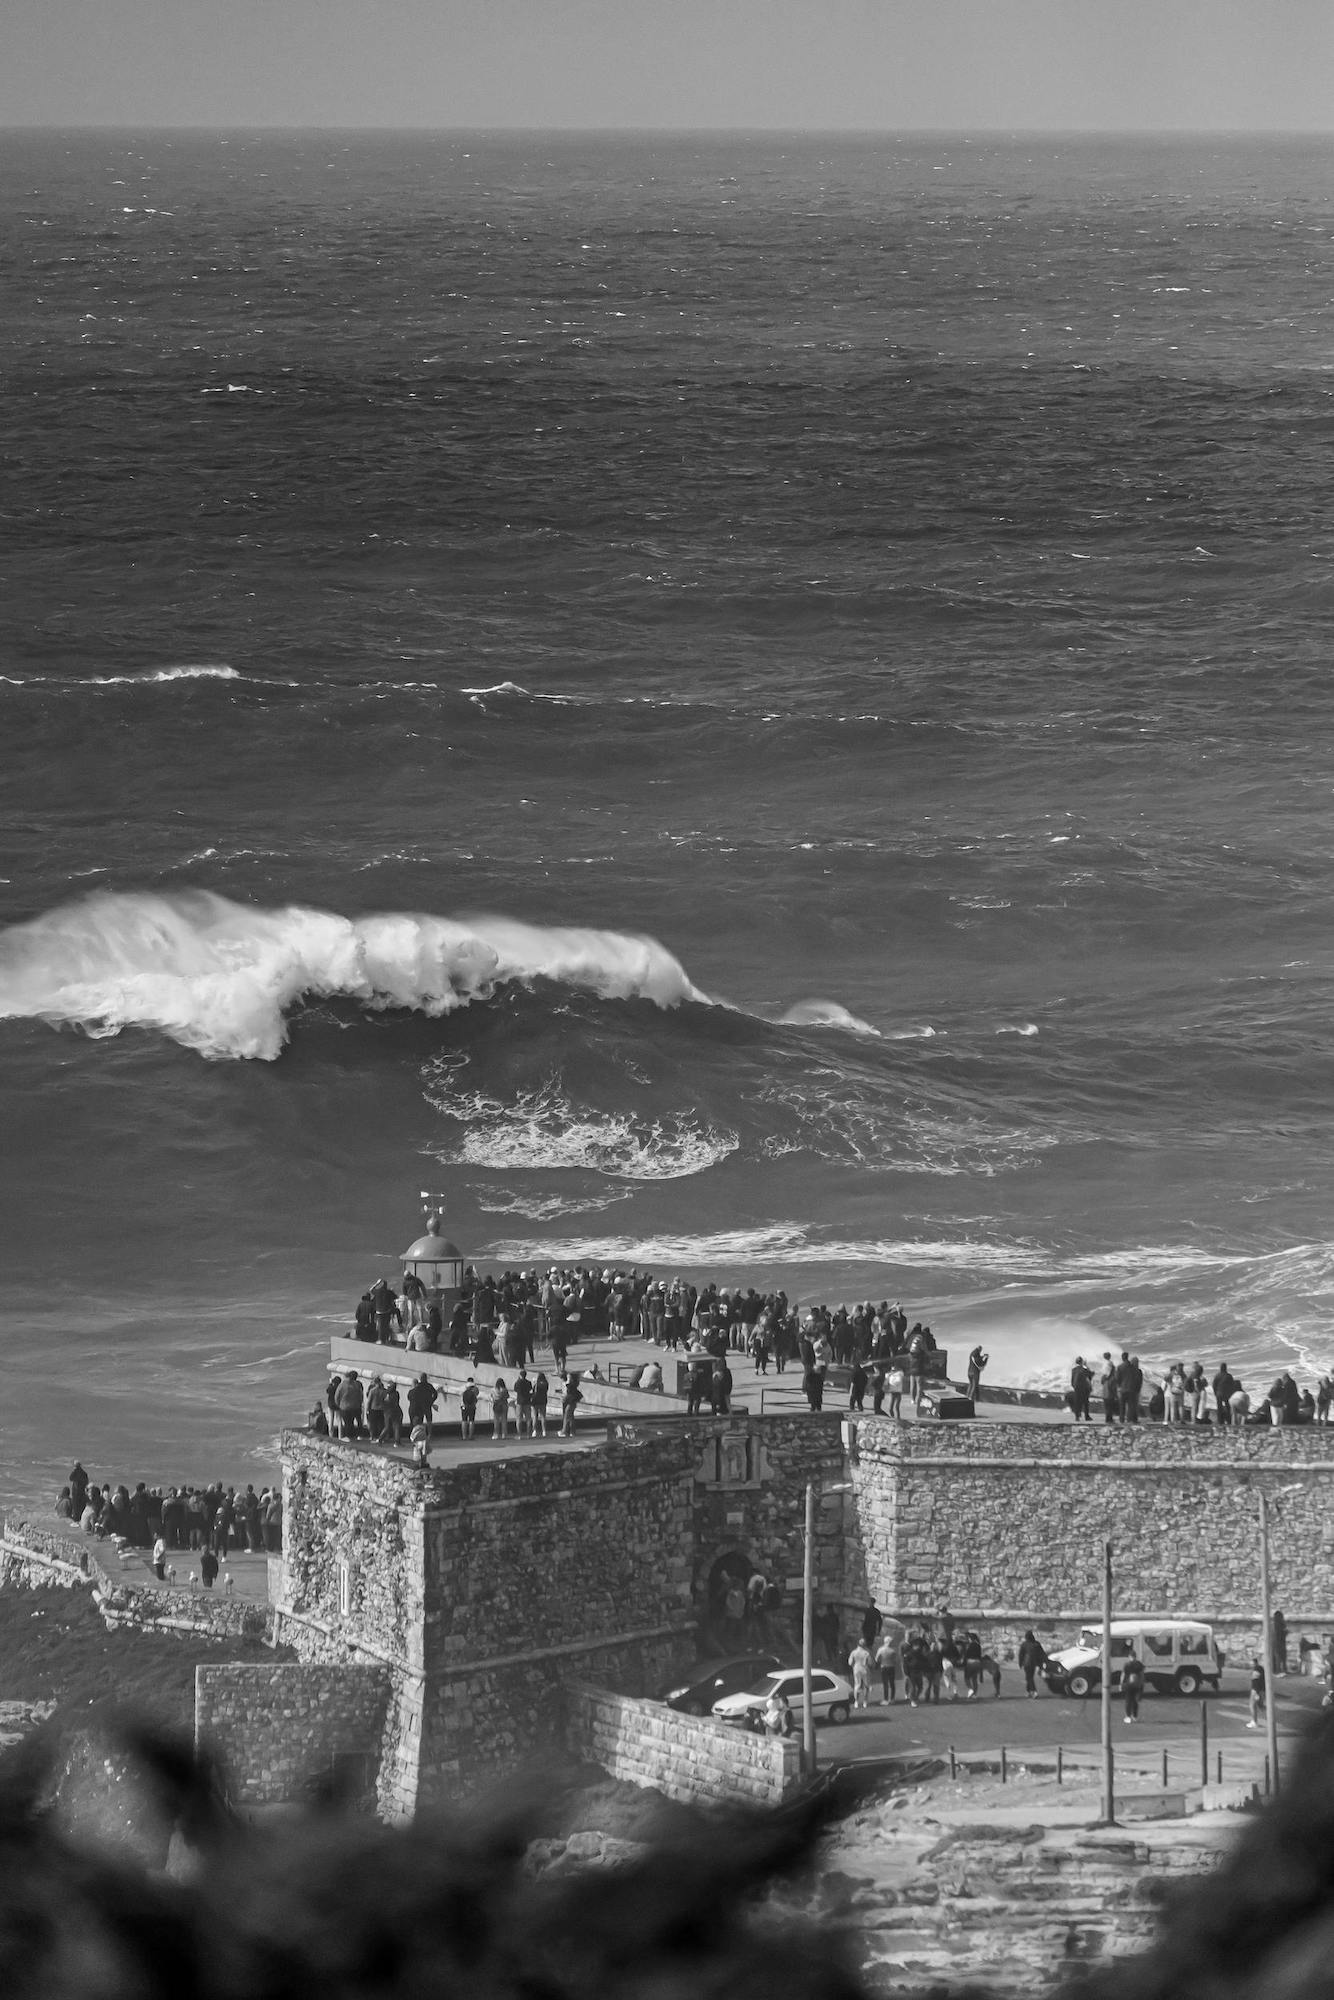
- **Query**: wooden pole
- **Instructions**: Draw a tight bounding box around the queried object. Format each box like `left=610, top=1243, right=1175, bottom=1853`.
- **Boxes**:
left=1100, top=1539, right=1116, bottom=1825
left=802, top=1479, right=816, bottom=1777
left=1259, top=1489, right=1281, bottom=1797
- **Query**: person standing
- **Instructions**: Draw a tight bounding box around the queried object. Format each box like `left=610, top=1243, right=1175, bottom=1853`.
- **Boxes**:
left=962, top=1630, right=983, bottom=1699
left=532, top=1369, right=550, bottom=1437
left=1018, top=1629, right=1047, bottom=1699
left=490, top=1377, right=510, bottom=1440
left=1098, top=1353, right=1120, bottom=1424
left=848, top=1639, right=873, bottom=1710
left=1069, top=1357, right=1093, bottom=1423
left=513, top=1367, right=534, bottom=1439
left=1247, top=1657, right=1267, bottom=1728
left=848, top=1358, right=868, bottom=1413
left=875, top=1631, right=899, bottom=1704
left=1122, top=1653, right=1145, bottom=1723
left=1212, top=1363, right=1235, bottom=1427
left=560, top=1372, right=583, bottom=1438
left=966, top=1344, right=989, bottom=1401
left=907, top=1326, right=928, bottom=1410
left=459, top=1378, right=479, bottom=1440
left=1273, top=1609, right=1288, bottom=1676
left=200, top=1546, right=219, bottom=1589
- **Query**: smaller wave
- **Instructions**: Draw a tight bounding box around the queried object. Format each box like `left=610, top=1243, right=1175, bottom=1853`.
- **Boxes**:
left=0, top=665, right=243, bottom=689
left=995, top=1023, right=1040, bottom=1037
left=87, top=665, right=243, bottom=686
left=461, top=681, right=577, bottom=709
left=779, top=999, right=881, bottom=1038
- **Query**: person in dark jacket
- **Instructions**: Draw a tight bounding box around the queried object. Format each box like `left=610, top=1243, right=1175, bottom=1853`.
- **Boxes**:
left=1117, top=1352, right=1143, bottom=1424
left=1069, top=1357, right=1093, bottom=1422
left=1122, top=1653, right=1145, bottom=1722
left=1018, top=1629, right=1047, bottom=1698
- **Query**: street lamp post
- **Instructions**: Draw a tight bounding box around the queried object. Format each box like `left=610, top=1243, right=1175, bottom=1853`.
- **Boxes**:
left=1099, top=1538, right=1116, bottom=1827
left=1258, top=1488, right=1281, bottom=1795
left=801, top=1476, right=854, bottom=1778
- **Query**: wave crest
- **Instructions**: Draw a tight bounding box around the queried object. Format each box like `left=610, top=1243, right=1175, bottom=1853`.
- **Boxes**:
left=0, top=890, right=708, bottom=1061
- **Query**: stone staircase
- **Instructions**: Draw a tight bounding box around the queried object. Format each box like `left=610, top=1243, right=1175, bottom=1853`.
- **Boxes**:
left=817, top=1820, right=1223, bottom=1995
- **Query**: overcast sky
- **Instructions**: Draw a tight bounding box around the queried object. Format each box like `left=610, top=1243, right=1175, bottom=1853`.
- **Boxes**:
left=5, top=0, right=1334, bottom=130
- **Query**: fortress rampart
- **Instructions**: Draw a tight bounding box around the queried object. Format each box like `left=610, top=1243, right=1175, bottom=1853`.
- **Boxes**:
left=850, top=1416, right=1334, bottom=1653
left=178, top=1413, right=1334, bottom=1815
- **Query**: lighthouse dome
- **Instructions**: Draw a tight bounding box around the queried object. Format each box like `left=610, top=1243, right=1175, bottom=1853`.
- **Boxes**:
left=403, top=1231, right=463, bottom=1262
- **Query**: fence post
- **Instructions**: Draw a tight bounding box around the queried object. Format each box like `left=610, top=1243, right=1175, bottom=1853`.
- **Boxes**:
left=1057, top=1745, right=1064, bottom=1786
left=1001, top=1746, right=1008, bottom=1785
left=1162, top=1748, right=1168, bottom=1787
left=949, top=1745, right=957, bottom=1779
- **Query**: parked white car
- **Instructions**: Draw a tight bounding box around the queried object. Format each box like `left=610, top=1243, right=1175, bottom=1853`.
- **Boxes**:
left=711, top=1666, right=856, bottom=1729
left=1043, top=1618, right=1225, bottom=1698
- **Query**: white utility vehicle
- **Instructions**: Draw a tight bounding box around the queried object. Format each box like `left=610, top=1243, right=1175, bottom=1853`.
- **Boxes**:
left=1042, top=1618, right=1225, bottom=1698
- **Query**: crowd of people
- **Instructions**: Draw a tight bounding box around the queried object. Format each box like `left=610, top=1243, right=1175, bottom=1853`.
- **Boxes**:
left=55, top=1461, right=281, bottom=1583
left=1067, top=1352, right=1334, bottom=1427
left=842, top=1601, right=1004, bottom=1708
left=316, top=1364, right=592, bottom=1462
left=344, top=1263, right=949, bottom=1419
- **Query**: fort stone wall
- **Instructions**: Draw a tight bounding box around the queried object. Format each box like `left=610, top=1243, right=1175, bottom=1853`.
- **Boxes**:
left=851, top=1417, right=1334, bottom=1653
left=565, top=1680, right=801, bottom=1809
left=195, top=1662, right=391, bottom=1806
left=273, top=1431, right=702, bottom=1813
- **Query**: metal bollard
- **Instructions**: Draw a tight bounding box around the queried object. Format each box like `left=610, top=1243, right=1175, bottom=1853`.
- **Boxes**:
left=1057, top=1745, right=1064, bottom=1786
left=1162, top=1748, right=1168, bottom=1787
left=949, top=1745, right=957, bottom=1779
left=1217, top=1749, right=1222, bottom=1785
left=1001, top=1746, right=1008, bottom=1785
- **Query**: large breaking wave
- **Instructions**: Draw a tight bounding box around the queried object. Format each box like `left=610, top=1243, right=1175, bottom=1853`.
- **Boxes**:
left=0, top=890, right=708, bottom=1061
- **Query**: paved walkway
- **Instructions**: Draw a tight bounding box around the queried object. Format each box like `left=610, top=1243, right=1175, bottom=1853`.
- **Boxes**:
left=820, top=1665, right=1326, bottom=1793
left=395, top=1323, right=1065, bottom=1427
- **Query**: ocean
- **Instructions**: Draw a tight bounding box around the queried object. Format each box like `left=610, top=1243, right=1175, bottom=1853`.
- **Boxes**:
left=4, top=129, right=1334, bottom=1512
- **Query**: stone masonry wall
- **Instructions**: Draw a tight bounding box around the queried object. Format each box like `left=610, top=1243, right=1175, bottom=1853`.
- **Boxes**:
left=565, top=1680, right=801, bottom=1809
left=851, top=1417, right=1334, bottom=1651
left=196, top=1663, right=391, bottom=1806
left=275, top=1432, right=702, bottom=1814
left=682, top=1414, right=867, bottom=1626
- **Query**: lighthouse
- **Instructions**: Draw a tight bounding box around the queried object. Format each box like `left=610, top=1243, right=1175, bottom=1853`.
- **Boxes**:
left=402, top=1201, right=465, bottom=1322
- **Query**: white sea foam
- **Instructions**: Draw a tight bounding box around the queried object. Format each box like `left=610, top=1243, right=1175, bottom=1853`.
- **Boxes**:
left=474, top=1229, right=1253, bottom=1279
left=423, top=1077, right=737, bottom=1181
left=0, top=890, right=709, bottom=1061
left=86, top=665, right=243, bottom=686
left=0, top=665, right=243, bottom=690
left=471, top=1187, right=635, bottom=1220
left=779, top=998, right=881, bottom=1037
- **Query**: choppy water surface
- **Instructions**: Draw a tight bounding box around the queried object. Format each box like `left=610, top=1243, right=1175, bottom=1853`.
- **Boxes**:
left=4, top=131, right=1334, bottom=1506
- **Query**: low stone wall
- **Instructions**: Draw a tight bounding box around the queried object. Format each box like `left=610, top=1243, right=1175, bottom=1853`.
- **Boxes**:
left=2, top=1517, right=271, bottom=1642
left=327, top=1337, right=687, bottom=1422
left=196, top=1662, right=391, bottom=1806
left=566, top=1680, right=801, bottom=1809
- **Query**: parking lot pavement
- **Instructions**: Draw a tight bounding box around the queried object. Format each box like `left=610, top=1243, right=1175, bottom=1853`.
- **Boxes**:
left=810, top=1667, right=1327, bottom=1779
